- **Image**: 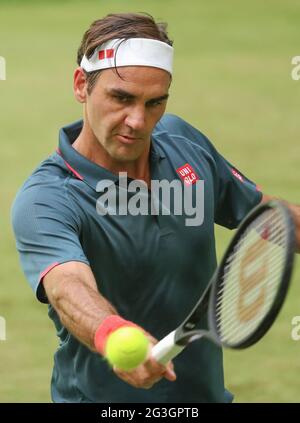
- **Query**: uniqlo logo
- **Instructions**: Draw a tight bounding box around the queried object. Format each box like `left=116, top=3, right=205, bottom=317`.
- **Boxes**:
left=231, top=168, right=244, bottom=183
left=98, top=49, right=115, bottom=60
left=176, top=163, right=199, bottom=186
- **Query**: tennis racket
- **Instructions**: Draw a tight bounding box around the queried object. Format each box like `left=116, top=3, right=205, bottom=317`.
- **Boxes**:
left=152, top=200, right=296, bottom=365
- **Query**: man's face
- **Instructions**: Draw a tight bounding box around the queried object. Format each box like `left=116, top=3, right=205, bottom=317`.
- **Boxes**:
left=83, top=66, right=170, bottom=163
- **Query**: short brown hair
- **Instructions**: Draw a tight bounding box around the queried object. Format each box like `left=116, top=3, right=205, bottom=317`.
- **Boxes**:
left=77, top=13, right=173, bottom=94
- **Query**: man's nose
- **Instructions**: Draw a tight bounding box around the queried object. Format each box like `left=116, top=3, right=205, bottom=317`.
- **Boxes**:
left=124, top=106, right=146, bottom=131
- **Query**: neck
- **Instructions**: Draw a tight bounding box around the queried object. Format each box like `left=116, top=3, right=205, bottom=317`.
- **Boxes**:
left=72, top=121, right=151, bottom=184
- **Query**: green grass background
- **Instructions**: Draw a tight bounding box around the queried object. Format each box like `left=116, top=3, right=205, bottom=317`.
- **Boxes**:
left=0, top=0, right=299, bottom=402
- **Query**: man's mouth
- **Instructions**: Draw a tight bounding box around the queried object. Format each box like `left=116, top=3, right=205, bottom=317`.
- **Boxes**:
left=115, top=134, right=141, bottom=144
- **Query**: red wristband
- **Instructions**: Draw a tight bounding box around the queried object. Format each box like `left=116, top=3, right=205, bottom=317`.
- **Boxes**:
left=94, top=315, right=139, bottom=355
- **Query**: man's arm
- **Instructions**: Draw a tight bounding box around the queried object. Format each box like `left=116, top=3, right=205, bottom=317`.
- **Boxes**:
left=43, top=261, right=176, bottom=388
left=43, top=261, right=117, bottom=351
left=261, top=194, right=300, bottom=253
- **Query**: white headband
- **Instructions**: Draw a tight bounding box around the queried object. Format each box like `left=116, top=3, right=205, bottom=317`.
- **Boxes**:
left=80, top=38, right=174, bottom=75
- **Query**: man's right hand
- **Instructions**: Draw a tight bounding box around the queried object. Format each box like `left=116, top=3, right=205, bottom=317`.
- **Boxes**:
left=113, top=349, right=176, bottom=389
left=112, top=333, right=176, bottom=389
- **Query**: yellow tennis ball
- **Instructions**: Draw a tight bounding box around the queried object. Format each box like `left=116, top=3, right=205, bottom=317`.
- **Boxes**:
left=105, top=326, right=149, bottom=371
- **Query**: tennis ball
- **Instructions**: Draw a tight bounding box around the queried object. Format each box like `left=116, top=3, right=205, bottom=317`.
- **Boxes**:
left=105, top=326, right=149, bottom=371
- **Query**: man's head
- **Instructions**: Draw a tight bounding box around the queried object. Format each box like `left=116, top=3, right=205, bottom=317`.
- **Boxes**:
left=77, top=13, right=173, bottom=94
left=73, top=13, right=173, bottom=164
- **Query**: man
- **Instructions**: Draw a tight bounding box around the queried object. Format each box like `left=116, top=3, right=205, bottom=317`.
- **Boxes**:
left=12, top=13, right=300, bottom=403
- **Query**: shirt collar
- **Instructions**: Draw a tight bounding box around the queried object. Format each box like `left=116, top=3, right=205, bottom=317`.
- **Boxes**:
left=57, top=119, right=165, bottom=191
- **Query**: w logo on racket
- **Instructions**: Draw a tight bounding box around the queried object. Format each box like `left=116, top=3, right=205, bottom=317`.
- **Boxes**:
left=238, top=237, right=269, bottom=322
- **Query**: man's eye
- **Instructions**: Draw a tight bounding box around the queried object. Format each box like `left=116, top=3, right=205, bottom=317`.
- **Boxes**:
left=147, top=99, right=165, bottom=107
left=151, top=101, right=163, bottom=107
left=114, top=95, right=130, bottom=103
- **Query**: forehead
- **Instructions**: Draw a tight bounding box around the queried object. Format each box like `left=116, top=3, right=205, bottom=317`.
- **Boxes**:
left=95, top=66, right=171, bottom=95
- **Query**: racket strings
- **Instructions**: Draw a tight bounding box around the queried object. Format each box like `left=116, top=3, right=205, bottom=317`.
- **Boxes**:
left=214, top=208, right=289, bottom=346
left=216, top=229, right=286, bottom=309
left=216, top=255, right=284, bottom=315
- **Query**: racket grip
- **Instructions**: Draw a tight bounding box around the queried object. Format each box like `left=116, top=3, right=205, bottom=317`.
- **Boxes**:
left=151, top=330, right=185, bottom=365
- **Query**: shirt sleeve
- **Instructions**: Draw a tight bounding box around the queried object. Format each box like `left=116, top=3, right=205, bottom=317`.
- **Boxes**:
left=11, top=181, right=89, bottom=303
left=212, top=153, right=263, bottom=229
left=162, top=115, right=263, bottom=229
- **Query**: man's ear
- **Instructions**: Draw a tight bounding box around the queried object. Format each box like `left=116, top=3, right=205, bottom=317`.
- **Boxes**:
left=73, top=67, right=88, bottom=103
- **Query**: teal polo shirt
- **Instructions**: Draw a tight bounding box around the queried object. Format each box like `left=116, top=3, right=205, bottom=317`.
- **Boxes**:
left=11, top=114, right=262, bottom=403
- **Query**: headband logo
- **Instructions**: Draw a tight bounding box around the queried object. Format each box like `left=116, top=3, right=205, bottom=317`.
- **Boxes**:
left=98, top=49, right=115, bottom=60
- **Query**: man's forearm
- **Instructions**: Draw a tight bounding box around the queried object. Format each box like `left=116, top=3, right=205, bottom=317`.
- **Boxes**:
left=53, top=278, right=118, bottom=351
left=44, top=263, right=118, bottom=352
left=261, top=194, right=300, bottom=253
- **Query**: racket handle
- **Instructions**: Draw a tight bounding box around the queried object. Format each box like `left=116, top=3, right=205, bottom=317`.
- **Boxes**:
left=151, top=330, right=185, bottom=365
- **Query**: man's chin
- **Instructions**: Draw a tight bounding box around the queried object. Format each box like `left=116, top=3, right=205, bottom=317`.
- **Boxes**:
left=109, top=152, right=140, bottom=163
left=110, top=146, right=144, bottom=163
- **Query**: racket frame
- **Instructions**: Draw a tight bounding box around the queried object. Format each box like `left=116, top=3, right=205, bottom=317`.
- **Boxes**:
left=152, top=200, right=296, bottom=364
left=209, top=200, right=296, bottom=349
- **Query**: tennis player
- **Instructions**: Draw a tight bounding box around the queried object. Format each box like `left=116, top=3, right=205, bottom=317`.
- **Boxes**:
left=11, top=13, right=300, bottom=403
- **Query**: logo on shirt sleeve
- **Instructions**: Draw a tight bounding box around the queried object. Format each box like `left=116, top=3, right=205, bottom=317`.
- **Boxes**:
left=231, top=168, right=244, bottom=183
left=176, top=163, right=199, bottom=186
